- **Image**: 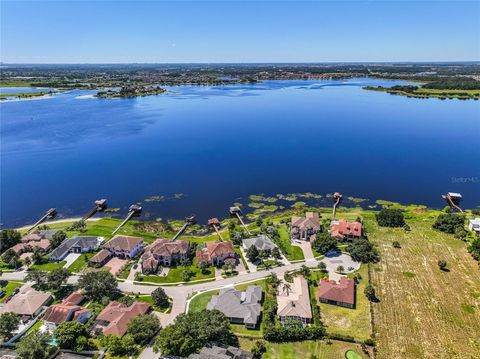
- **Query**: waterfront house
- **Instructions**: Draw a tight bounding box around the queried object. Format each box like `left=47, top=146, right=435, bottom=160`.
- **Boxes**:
left=290, top=212, right=320, bottom=241
left=92, top=301, right=150, bottom=336
left=207, top=286, right=262, bottom=328
left=88, top=249, right=111, bottom=267
left=187, top=344, right=253, bottom=359
left=103, top=235, right=144, bottom=259
left=196, top=241, right=237, bottom=267
left=468, top=218, right=480, bottom=236
left=11, top=230, right=61, bottom=255
left=49, top=236, right=103, bottom=262
left=43, top=292, right=90, bottom=331
left=242, top=234, right=276, bottom=252
left=277, top=276, right=312, bottom=326
left=0, top=285, right=52, bottom=320
left=330, top=219, right=363, bottom=241
left=141, top=239, right=190, bottom=274
left=318, top=277, right=355, bottom=309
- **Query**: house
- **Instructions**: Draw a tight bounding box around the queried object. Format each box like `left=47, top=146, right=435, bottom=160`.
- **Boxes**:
left=196, top=241, right=237, bottom=267
left=207, top=286, right=262, bottom=328
left=11, top=230, right=58, bottom=255
left=468, top=218, right=480, bottom=236
left=318, top=277, right=355, bottom=308
left=103, top=235, right=144, bottom=259
left=49, top=236, right=103, bottom=262
left=242, top=235, right=276, bottom=252
left=141, top=239, right=190, bottom=273
left=291, top=212, right=320, bottom=241
left=89, top=249, right=111, bottom=267
left=330, top=219, right=363, bottom=241
left=187, top=344, right=253, bottom=359
left=43, top=292, right=90, bottom=330
left=0, top=285, right=52, bottom=319
left=92, top=301, right=150, bottom=336
left=277, top=276, right=312, bottom=326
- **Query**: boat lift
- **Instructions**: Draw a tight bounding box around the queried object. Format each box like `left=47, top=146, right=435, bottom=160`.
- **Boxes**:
left=332, top=192, right=343, bottom=220
left=26, top=208, right=57, bottom=233
left=112, top=204, right=142, bottom=235
left=82, top=199, right=108, bottom=221
left=208, top=217, right=223, bottom=241
left=172, top=215, right=196, bottom=241
left=442, top=192, right=464, bottom=213
left=229, top=206, right=251, bottom=235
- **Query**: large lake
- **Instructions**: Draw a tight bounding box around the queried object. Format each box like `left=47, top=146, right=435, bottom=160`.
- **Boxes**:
left=1, top=78, right=479, bottom=227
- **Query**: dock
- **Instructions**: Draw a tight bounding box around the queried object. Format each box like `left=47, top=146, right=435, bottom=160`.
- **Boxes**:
left=26, top=208, right=57, bottom=233
left=172, top=216, right=196, bottom=241
left=442, top=192, right=464, bottom=213
left=208, top=217, right=223, bottom=240
left=332, top=192, right=343, bottom=220
left=112, top=204, right=142, bottom=235
left=82, top=199, right=108, bottom=221
left=229, top=206, right=251, bottom=235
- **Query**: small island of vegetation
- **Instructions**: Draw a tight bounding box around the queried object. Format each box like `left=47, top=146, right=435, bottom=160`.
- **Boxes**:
left=96, top=85, right=166, bottom=98
left=0, top=90, right=56, bottom=101
left=364, top=77, right=480, bottom=100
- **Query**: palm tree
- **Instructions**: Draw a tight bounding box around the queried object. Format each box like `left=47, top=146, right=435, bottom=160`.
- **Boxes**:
left=282, top=283, right=292, bottom=295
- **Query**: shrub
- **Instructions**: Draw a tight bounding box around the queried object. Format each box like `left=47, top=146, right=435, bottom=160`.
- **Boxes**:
left=432, top=213, right=465, bottom=234
left=376, top=209, right=405, bottom=227
left=311, top=233, right=338, bottom=254
left=346, top=239, right=380, bottom=263
left=392, top=241, right=401, bottom=248
left=437, top=260, right=447, bottom=270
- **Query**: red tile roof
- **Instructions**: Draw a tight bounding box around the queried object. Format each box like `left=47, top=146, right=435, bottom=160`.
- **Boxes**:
left=318, top=277, right=355, bottom=306
left=196, top=241, right=235, bottom=263
left=96, top=301, right=150, bottom=336
left=330, top=219, right=362, bottom=239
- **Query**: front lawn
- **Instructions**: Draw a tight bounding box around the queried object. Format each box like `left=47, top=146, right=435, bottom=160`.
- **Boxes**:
left=137, top=259, right=214, bottom=284
left=188, top=289, right=219, bottom=313
left=1, top=281, right=23, bottom=302
left=319, top=264, right=371, bottom=341
left=29, top=258, right=66, bottom=271
left=67, top=252, right=96, bottom=273
left=276, top=225, right=305, bottom=261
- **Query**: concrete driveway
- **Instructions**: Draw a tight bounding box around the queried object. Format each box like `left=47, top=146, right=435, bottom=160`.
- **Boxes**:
left=63, top=253, right=81, bottom=269
left=319, top=251, right=360, bottom=281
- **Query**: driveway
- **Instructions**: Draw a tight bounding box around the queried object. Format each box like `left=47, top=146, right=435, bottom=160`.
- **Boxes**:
left=63, top=253, right=81, bottom=269
left=319, top=251, right=360, bottom=281
left=292, top=240, right=315, bottom=261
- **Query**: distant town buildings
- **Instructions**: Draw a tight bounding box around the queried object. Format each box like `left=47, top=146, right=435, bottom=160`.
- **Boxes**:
left=207, top=286, right=262, bottom=328
left=291, top=212, right=320, bottom=241
left=318, top=277, right=355, bottom=308
left=277, top=276, right=312, bottom=326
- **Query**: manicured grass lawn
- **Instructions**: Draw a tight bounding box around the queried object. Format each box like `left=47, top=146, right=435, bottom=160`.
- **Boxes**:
left=137, top=259, right=214, bottom=284
left=345, top=350, right=363, bottom=359
left=0, top=260, right=13, bottom=271
left=116, top=261, right=134, bottom=279
left=276, top=225, right=304, bottom=261
left=239, top=338, right=368, bottom=359
left=25, top=319, right=44, bottom=335
left=319, top=264, right=371, bottom=341
left=188, top=289, right=219, bottom=313
left=29, top=258, right=66, bottom=271
left=67, top=252, right=96, bottom=273
left=1, top=281, right=23, bottom=302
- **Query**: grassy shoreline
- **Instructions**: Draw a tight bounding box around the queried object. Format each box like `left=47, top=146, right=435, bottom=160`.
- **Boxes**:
left=364, top=85, right=480, bottom=99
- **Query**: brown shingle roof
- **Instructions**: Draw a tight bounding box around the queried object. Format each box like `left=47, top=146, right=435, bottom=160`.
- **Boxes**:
left=277, top=276, right=312, bottom=319
left=318, top=277, right=355, bottom=306
left=96, top=301, right=150, bottom=336
left=104, top=235, right=143, bottom=252
left=147, top=238, right=189, bottom=257
left=89, top=249, right=111, bottom=264
left=43, top=304, right=81, bottom=324
left=291, top=212, right=320, bottom=231
left=0, top=285, right=52, bottom=316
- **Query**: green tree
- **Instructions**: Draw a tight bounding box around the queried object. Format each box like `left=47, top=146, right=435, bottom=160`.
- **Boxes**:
left=105, top=334, right=139, bottom=356
left=47, top=268, right=70, bottom=291
left=180, top=269, right=193, bottom=282
left=54, top=321, right=89, bottom=349
left=251, top=340, right=267, bottom=359
left=127, top=314, right=160, bottom=344
left=153, top=310, right=237, bottom=357
left=376, top=209, right=406, bottom=227
left=50, top=231, right=66, bottom=249
left=300, top=264, right=310, bottom=277
left=0, top=230, right=21, bottom=253
left=437, top=260, right=448, bottom=270
left=317, top=261, right=327, bottom=272
left=432, top=213, right=465, bottom=234
left=1, top=249, right=21, bottom=269
left=199, top=260, right=209, bottom=274
left=392, top=241, right=401, bottom=248
left=311, top=233, right=338, bottom=255
left=346, top=238, right=380, bottom=263
left=16, top=332, right=52, bottom=359
left=364, top=284, right=377, bottom=302
left=151, top=287, right=170, bottom=308
left=469, top=238, right=480, bottom=261
left=31, top=246, right=43, bottom=264
left=454, top=225, right=467, bottom=240
left=272, top=247, right=282, bottom=260
left=25, top=270, right=47, bottom=290
left=78, top=270, right=118, bottom=300
left=0, top=312, right=20, bottom=340
left=246, top=245, right=259, bottom=263
left=336, top=265, right=345, bottom=273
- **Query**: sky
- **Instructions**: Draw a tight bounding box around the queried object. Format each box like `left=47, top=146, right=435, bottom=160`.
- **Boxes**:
left=1, top=0, right=479, bottom=63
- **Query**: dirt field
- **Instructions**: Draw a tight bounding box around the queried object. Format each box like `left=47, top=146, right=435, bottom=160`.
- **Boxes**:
left=364, top=211, right=480, bottom=359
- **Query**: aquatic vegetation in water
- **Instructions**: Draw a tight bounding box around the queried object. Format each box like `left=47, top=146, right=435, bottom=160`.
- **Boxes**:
left=297, top=192, right=322, bottom=199
left=347, top=196, right=368, bottom=203
left=174, top=193, right=184, bottom=199
left=104, top=207, right=120, bottom=213
left=248, top=194, right=278, bottom=203
left=248, top=202, right=264, bottom=209
left=276, top=193, right=298, bottom=201
left=292, top=201, right=306, bottom=209
left=144, top=195, right=165, bottom=202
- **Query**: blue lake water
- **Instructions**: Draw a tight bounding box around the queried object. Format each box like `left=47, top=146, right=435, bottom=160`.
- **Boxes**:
left=1, top=78, right=479, bottom=227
